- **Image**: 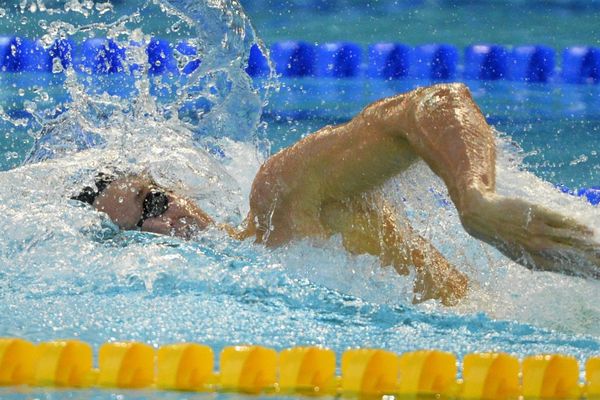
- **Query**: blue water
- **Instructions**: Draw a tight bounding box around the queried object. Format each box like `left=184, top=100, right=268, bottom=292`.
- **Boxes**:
left=0, top=1, right=599, bottom=399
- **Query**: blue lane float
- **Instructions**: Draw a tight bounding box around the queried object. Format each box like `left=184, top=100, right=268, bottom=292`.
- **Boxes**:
left=508, top=45, right=555, bottom=82
left=16, top=39, right=52, bottom=72
left=412, top=44, right=458, bottom=80
left=0, top=37, right=52, bottom=72
left=175, top=41, right=202, bottom=75
left=367, top=43, right=412, bottom=79
left=578, top=187, right=600, bottom=206
left=316, top=42, right=362, bottom=78
left=558, top=185, right=600, bottom=206
left=246, top=44, right=269, bottom=77
left=75, top=38, right=126, bottom=74
left=48, top=39, right=74, bottom=70
left=147, top=37, right=177, bottom=74
left=270, top=40, right=315, bottom=77
left=562, top=46, right=600, bottom=84
left=147, top=38, right=201, bottom=75
left=464, top=44, right=509, bottom=80
left=2, top=36, right=600, bottom=85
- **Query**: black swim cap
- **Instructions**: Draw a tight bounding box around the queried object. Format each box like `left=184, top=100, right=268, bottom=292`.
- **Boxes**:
left=71, top=172, right=116, bottom=205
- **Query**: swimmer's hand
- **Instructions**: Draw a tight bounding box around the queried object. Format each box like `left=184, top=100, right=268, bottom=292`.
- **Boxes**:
left=409, top=248, right=469, bottom=307
left=460, top=192, right=600, bottom=279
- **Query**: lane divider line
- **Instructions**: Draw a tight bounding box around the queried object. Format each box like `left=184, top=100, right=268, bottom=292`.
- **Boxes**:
left=0, top=338, right=599, bottom=397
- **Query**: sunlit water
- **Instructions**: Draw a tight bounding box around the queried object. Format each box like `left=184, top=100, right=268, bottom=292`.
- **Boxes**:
left=0, top=2, right=599, bottom=399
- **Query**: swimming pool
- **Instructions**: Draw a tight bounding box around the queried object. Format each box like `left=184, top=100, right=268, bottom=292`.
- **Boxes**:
left=0, top=0, right=599, bottom=398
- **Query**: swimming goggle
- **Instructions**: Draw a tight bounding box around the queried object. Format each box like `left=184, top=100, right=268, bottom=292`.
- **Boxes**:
left=137, top=189, right=170, bottom=228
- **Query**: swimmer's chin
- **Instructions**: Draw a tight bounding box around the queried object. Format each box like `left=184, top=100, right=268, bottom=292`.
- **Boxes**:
left=139, top=218, right=244, bottom=241
left=139, top=217, right=204, bottom=239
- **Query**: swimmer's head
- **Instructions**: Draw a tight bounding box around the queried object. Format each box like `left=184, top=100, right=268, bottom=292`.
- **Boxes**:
left=72, top=172, right=216, bottom=238
left=72, top=173, right=169, bottom=230
left=94, top=175, right=159, bottom=229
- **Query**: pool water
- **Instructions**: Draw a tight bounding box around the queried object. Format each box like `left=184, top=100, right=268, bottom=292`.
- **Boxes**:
left=0, top=1, right=599, bottom=399
left=242, top=0, right=600, bottom=49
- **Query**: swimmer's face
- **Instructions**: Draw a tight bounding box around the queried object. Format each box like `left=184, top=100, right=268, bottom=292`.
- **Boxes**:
left=93, top=176, right=154, bottom=230
left=91, top=175, right=213, bottom=237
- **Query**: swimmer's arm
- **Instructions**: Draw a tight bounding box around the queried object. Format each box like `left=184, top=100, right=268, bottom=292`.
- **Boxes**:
left=251, top=93, right=416, bottom=206
left=255, top=99, right=414, bottom=200
left=255, top=84, right=494, bottom=212
left=322, top=197, right=468, bottom=306
left=247, top=90, right=422, bottom=244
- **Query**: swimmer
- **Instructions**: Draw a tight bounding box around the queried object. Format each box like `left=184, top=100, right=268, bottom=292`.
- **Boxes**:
left=72, top=83, right=600, bottom=306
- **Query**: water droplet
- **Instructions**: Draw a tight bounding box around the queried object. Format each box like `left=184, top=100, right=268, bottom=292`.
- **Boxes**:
left=24, top=101, right=36, bottom=113
left=118, top=197, right=124, bottom=204
left=40, top=34, right=53, bottom=47
left=18, top=89, right=25, bottom=97
left=0, top=8, right=6, bottom=18
left=52, top=58, right=64, bottom=74
left=95, top=2, right=113, bottom=15
left=38, top=19, right=48, bottom=29
left=20, top=16, right=28, bottom=25
left=569, top=154, right=588, bottom=166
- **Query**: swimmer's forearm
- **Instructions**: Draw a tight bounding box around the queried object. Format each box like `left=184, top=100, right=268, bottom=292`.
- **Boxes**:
left=382, top=224, right=468, bottom=306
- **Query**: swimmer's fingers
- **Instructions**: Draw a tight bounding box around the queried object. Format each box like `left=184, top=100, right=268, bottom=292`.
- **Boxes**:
left=539, top=224, right=595, bottom=250
left=535, top=222, right=600, bottom=278
left=532, top=205, right=592, bottom=235
left=529, top=206, right=595, bottom=249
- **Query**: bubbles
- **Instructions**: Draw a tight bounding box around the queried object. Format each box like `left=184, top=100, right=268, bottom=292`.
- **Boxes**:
left=64, top=0, right=94, bottom=17
left=51, top=57, right=64, bottom=74
left=4, top=151, right=19, bottom=161
left=570, top=154, right=589, bottom=166
left=95, top=2, right=114, bottom=15
left=171, top=20, right=183, bottom=32
left=24, top=101, right=37, bottom=114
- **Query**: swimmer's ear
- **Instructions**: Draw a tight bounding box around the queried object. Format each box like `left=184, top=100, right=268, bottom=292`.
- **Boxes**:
left=71, top=186, right=97, bottom=205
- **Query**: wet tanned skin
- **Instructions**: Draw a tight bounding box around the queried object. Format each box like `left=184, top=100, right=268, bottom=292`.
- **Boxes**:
left=94, top=176, right=213, bottom=238
left=91, top=83, right=600, bottom=306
